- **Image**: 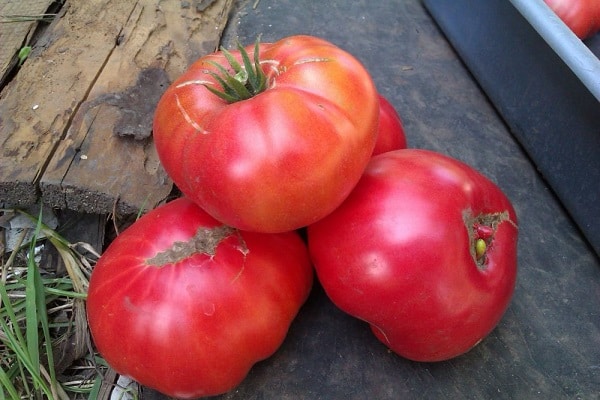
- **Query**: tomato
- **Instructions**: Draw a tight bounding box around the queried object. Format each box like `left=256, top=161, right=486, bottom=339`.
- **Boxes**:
left=86, top=197, right=313, bottom=398
left=307, top=149, right=518, bottom=362
left=544, top=0, right=600, bottom=39
left=153, top=35, right=379, bottom=233
left=372, top=94, right=407, bottom=156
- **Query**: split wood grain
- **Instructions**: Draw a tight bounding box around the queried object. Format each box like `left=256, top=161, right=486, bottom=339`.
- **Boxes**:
left=1, top=0, right=234, bottom=215
left=0, top=0, right=138, bottom=209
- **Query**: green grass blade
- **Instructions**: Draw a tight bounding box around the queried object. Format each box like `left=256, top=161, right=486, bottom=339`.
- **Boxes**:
left=0, top=316, right=52, bottom=397
left=0, top=365, right=20, bottom=400
left=136, top=194, right=150, bottom=220
left=1, top=343, right=32, bottom=396
left=86, top=374, right=103, bottom=400
left=25, top=212, right=42, bottom=380
left=44, top=286, right=87, bottom=299
left=29, top=210, right=64, bottom=397
left=3, top=208, right=100, bottom=398
left=1, top=211, right=54, bottom=398
left=24, top=257, right=40, bottom=380
left=0, top=284, right=27, bottom=351
left=35, top=262, right=58, bottom=387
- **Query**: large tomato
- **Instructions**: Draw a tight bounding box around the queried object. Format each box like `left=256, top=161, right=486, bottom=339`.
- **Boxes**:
left=372, top=94, right=407, bottom=156
left=308, top=149, right=518, bottom=362
left=544, top=0, right=600, bottom=39
left=153, top=35, right=379, bottom=233
left=86, top=197, right=313, bottom=398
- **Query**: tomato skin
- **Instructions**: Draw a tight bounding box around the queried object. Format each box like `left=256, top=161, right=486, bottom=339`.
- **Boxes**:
left=372, top=94, right=407, bottom=156
left=544, top=0, right=600, bottom=39
left=153, top=35, right=379, bottom=233
left=307, top=149, right=518, bottom=362
left=87, top=198, right=313, bottom=398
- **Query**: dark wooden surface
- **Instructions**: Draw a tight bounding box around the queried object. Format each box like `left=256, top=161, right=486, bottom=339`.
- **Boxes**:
left=144, top=0, right=600, bottom=399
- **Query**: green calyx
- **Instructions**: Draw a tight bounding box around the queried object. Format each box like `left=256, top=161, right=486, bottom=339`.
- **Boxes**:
left=204, top=38, right=268, bottom=103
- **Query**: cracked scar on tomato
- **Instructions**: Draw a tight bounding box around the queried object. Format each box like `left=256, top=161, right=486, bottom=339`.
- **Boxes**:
left=463, top=210, right=517, bottom=270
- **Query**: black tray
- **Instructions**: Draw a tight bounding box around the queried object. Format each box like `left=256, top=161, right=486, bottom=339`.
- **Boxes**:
left=423, top=0, right=600, bottom=257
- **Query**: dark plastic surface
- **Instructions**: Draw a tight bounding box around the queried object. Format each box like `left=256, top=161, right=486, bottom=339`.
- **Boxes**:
left=423, top=0, right=600, bottom=257
left=144, top=1, right=600, bottom=398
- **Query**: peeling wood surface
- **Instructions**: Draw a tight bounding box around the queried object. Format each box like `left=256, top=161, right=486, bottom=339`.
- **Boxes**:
left=0, top=0, right=234, bottom=215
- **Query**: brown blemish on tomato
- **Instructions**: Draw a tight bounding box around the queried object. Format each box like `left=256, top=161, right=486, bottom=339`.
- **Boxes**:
left=146, top=225, right=244, bottom=266
left=463, top=210, right=516, bottom=270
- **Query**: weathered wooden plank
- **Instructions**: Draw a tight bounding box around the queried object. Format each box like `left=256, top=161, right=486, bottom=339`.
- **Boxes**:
left=0, top=0, right=138, bottom=208
left=0, top=0, right=55, bottom=86
left=0, top=0, right=233, bottom=213
left=40, top=0, right=235, bottom=215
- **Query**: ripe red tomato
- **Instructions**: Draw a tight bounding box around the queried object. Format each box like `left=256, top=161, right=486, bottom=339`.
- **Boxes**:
left=86, top=197, right=313, bottom=398
left=308, top=149, right=518, bottom=362
left=372, top=94, right=407, bottom=156
left=544, top=0, right=600, bottom=39
left=153, top=35, right=379, bottom=233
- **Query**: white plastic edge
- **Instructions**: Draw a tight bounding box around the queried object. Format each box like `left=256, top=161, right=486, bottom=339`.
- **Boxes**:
left=510, top=0, right=600, bottom=102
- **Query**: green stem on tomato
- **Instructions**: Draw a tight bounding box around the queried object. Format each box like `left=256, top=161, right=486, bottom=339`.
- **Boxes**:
left=204, top=37, right=268, bottom=103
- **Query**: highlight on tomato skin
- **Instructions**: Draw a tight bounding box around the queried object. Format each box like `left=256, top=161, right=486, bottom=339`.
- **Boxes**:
left=307, top=149, right=518, bottom=362
left=152, top=35, right=380, bottom=234
left=86, top=197, right=314, bottom=399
